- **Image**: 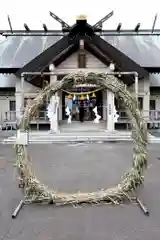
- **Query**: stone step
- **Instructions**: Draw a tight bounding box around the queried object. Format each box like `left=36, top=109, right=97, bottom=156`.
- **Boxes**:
left=2, top=132, right=160, bottom=144
left=8, top=130, right=132, bottom=136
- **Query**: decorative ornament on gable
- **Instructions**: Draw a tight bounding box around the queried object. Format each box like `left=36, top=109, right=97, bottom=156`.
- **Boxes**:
left=109, top=62, right=115, bottom=71
left=49, top=63, right=55, bottom=72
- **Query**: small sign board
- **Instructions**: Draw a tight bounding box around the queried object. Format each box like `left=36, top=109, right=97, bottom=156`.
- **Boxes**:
left=16, top=130, right=29, bottom=145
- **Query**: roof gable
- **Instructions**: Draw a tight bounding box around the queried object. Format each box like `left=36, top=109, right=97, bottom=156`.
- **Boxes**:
left=56, top=50, right=107, bottom=69
left=92, top=35, right=148, bottom=78
left=15, top=20, right=149, bottom=83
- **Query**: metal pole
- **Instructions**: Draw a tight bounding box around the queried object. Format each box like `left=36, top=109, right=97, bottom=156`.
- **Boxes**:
left=136, top=198, right=149, bottom=216
left=106, top=71, right=138, bottom=76
left=2, top=30, right=160, bottom=37
left=21, top=71, right=138, bottom=76
left=12, top=200, right=24, bottom=218
left=21, top=74, right=25, bottom=118
left=21, top=71, right=139, bottom=103
left=22, top=72, right=55, bottom=76
left=134, top=73, right=139, bottom=102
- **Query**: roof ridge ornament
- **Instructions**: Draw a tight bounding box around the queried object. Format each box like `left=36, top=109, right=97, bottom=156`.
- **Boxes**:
left=76, top=14, right=87, bottom=20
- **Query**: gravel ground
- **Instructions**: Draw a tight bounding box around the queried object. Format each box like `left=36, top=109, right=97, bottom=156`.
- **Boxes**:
left=0, top=142, right=160, bottom=240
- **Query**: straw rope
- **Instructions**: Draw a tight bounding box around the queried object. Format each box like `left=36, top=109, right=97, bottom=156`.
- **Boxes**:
left=61, top=87, right=104, bottom=96
left=15, top=72, right=148, bottom=206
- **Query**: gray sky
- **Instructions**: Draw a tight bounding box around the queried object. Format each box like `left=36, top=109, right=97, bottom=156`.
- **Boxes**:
left=0, top=0, right=160, bottom=30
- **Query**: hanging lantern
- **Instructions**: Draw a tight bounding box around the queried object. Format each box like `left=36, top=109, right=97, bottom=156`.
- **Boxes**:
left=80, top=95, right=84, bottom=100
left=86, top=94, right=89, bottom=100
left=68, top=94, right=72, bottom=99
left=92, top=92, right=96, bottom=98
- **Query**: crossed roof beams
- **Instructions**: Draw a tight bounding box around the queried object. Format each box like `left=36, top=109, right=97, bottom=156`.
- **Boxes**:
left=0, top=11, right=160, bottom=36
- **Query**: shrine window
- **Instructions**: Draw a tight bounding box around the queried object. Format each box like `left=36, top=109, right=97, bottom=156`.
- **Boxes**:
left=138, top=97, right=143, bottom=110
left=9, top=100, right=16, bottom=111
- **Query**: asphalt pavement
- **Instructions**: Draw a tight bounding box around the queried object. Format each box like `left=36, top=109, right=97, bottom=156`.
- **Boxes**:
left=0, top=142, right=160, bottom=240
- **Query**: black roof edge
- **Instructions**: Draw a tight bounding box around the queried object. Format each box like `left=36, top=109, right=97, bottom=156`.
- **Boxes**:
left=144, top=67, right=160, bottom=73
left=0, top=68, right=20, bottom=74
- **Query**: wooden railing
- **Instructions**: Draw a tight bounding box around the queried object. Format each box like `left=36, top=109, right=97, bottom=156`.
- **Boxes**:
left=1, top=109, right=160, bottom=123
left=1, top=111, right=49, bottom=122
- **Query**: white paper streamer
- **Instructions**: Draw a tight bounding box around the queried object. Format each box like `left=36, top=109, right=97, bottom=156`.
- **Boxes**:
left=65, top=106, right=72, bottom=124
left=113, top=105, right=119, bottom=123
left=73, top=95, right=76, bottom=101
left=47, top=95, right=59, bottom=132
left=93, top=106, right=101, bottom=123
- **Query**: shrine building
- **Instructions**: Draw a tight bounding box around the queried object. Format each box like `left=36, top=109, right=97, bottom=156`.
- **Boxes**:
left=0, top=14, right=160, bottom=131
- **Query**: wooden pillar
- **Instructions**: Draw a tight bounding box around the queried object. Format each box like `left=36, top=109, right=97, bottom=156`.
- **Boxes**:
left=15, top=81, right=24, bottom=121
left=107, top=90, right=115, bottom=131
left=49, top=64, right=59, bottom=132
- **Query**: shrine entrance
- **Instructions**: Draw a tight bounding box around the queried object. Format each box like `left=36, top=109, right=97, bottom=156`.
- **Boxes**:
left=61, top=86, right=103, bottom=122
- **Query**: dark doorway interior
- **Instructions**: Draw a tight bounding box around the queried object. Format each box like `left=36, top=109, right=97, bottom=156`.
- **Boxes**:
left=62, top=89, right=103, bottom=121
